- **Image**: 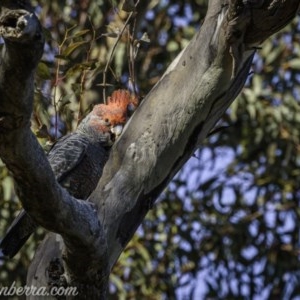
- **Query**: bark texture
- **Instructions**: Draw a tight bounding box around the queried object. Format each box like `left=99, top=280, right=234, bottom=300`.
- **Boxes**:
left=0, top=0, right=298, bottom=299
left=94, top=0, right=300, bottom=268
left=0, top=7, right=109, bottom=300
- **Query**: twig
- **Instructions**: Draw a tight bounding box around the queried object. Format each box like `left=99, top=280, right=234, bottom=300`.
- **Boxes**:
left=102, top=0, right=140, bottom=104
left=78, top=18, right=96, bottom=126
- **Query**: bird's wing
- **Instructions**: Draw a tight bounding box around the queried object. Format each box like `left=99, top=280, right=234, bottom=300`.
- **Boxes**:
left=0, top=210, right=36, bottom=258
left=47, top=133, right=89, bottom=182
left=0, top=133, right=89, bottom=258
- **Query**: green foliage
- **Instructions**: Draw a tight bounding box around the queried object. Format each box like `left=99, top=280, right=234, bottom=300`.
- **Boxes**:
left=0, top=1, right=300, bottom=300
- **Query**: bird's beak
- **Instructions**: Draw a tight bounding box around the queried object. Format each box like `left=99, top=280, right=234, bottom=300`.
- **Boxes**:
left=111, top=124, right=124, bottom=138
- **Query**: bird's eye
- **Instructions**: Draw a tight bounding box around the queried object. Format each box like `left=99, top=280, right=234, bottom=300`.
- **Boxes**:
left=110, top=132, right=116, bottom=142
left=105, top=118, right=109, bottom=123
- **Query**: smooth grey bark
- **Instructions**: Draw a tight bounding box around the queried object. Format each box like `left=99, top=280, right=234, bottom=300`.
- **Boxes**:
left=95, top=0, right=300, bottom=268
left=0, top=0, right=298, bottom=299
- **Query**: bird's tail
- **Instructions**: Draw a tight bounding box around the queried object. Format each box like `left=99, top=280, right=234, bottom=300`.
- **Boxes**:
left=0, top=210, right=36, bottom=258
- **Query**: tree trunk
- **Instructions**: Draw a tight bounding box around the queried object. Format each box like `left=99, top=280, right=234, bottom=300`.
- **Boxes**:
left=0, top=0, right=298, bottom=299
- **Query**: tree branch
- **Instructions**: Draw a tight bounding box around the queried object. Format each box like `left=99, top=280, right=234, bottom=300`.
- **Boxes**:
left=91, top=0, right=300, bottom=268
left=0, top=8, right=109, bottom=298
